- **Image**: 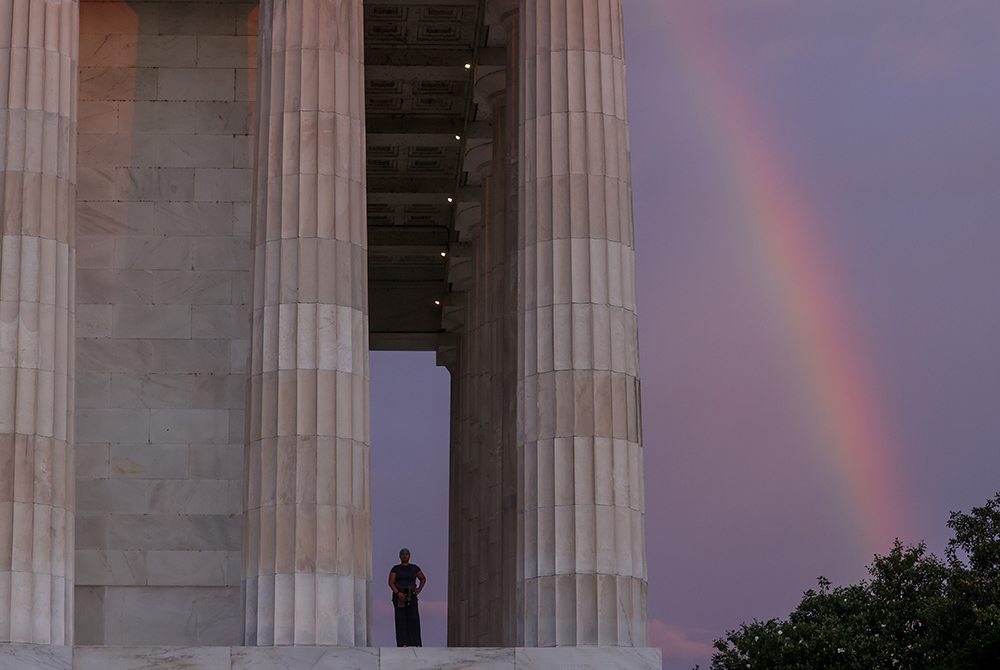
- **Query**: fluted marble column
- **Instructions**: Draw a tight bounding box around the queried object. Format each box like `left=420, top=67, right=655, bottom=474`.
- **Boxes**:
left=0, top=0, right=78, bottom=645
left=244, top=0, right=370, bottom=646
left=517, top=0, right=648, bottom=647
left=447, top=5, right=521, bottom=641
left=447, top=70, right=500, bottom=648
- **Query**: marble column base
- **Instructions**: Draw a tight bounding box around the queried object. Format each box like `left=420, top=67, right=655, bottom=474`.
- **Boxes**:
left=0, top=645, right=663, bottom=670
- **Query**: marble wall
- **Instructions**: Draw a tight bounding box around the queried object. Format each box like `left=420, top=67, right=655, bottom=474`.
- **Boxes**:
left=73, top=0, right=258, bottom=645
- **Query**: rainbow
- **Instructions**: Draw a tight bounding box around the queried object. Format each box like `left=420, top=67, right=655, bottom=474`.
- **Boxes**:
left=654, top=4, right=914, bottom=555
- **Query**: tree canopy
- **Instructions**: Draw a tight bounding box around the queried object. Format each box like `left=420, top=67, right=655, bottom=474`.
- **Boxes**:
left=707, top=493, right=1000, bottom=670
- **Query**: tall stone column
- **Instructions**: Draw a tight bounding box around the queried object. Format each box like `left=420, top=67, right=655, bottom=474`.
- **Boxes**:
left=446, top=6, right=520, bottom=640
left=447, top=73, right=500, bottom=647
left=0, top=0, right=78, bottom=645
left=517, top=0, right=648, bottom=647
left=243, top=0, right=371, bottom=646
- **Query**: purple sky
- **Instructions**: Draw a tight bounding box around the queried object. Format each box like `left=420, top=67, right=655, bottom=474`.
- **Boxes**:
left=369, top=2, right=1000, bottom=668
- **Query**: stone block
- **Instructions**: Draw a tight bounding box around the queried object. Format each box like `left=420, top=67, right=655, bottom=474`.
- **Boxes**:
left=77, top=479, right=149, bottom=514
left=79, top=67, right=134, bottom=102
left=119, top=168, right=196, bottom=202
left=132, top=102, right=200, bottom=135
left=76, top=236, right=115, bottom=270
left=190, top=373, right=245, bottom=409
left=77, top=167, right=117, bottom=200
left=231, top=271, right=252, bottom=306
left=76, top=305, right=113, bottom=340
left=231, top=647, right=380, bottom=670
left=234, top=68, right=256, bottom=102
left=152, top=271, right=232, bottom=305
left=230, top=135, right=251, bottom=170
left=192, top=237, right=251, bottom=271
left=73, top=645, right=232, bottom=670
left=135, top=68, right=161, bottom=101
left=193, top=168, right=252, bottom=202
left=114, top=236, right=192, bottom=270
left=74, top=586, right=106, bottom=645
left=102, top=587, right=242, bottom=646
left=111, top=374, right=192, bottom=409
left=188, top=445, right=242, bottom=480
left=233, top=203, right=251, bottom=236
left=135, top=36, right=198, bottom=68
left=75, top=515, right=109, bottom=551
left=77, top=100, right=118, bottom=135
left=151, top=340, right=231, bottom=374
left=77, top=201, right=155, bottom=236
left=159, top=3, right=238, bottom=36
left=75, top=443, right=110, bottom=479
left=0, top=644, right=71, bottom=670
left=146, top=550, right=229, bottom=586
left=197, top=36, right=253, bottom=68
left=110, top=444, right=190, bottom=479
left=147, top=480, right=234, bottom=515
left=195, top=102, right=251, bottom=135
left=191, top=305, right=249, bottom=340
left=514, top=647, right=661, bottom=670
left=381, top=647, right=515, bottom=670
left=78, top=132, right=155, bottom=170
left=76, top=408, right=149, bottom=444
left=154, top=202, right=234, bottom=237
left=149, top=409, right=231, bottom=444
left=112, top=305, right=192, bottom=339
left=106, top=514, right=240, bottom=551
left=157, top=135, right=234, bottom=169
left=75, top=550, right=147, bottom=586
left=158, top=69, right=235, bottom=102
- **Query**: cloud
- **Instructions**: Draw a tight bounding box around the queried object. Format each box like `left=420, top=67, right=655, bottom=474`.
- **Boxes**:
left=649, top=619, right=717, bottom=661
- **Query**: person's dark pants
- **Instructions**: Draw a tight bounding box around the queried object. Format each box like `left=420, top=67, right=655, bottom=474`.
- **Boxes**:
left=393, top=597, right=421, bottom=647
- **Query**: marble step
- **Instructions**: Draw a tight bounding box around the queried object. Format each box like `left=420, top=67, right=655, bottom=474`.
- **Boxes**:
left=0, top=644, right=661, bottom=670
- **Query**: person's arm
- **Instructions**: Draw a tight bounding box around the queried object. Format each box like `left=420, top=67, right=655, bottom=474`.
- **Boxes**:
left=389, top=572, right=406, bottom=600
left=389, top=571, right=406, bottom=602
left=415, top=570, right=426, bottom=595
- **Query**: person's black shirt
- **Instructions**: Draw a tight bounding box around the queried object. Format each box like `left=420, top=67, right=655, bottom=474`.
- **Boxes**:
left=391, top=563, right=420, bottom=589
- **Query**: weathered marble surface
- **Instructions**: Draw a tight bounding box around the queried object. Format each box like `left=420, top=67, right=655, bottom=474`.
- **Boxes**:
left=0, top=644, right=72, bottom=670
left=73, top=0, right=256, bottom=645
left=0, top=0, right=78, bottom=645
left=515, top=0, right=649, bottom=647
left=231, top=646, right=379, bottom=670
left=515, top=647, right=661, bottom=670
left=447, top=0, right=520, bottom=648
left=61, top=646, right=661, bottom=670
left=242, top=0, right=372, bottom=648
left=73, top=645, right=231, bottom=670
left=381, top=647, right=515, bottom=670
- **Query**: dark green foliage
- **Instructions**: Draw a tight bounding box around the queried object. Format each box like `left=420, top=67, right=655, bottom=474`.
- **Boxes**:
left=708, top=493, right=1000, bottom=670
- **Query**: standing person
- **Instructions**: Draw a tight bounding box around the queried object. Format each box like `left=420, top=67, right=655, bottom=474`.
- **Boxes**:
left=389, top=548, right=425, bottom=646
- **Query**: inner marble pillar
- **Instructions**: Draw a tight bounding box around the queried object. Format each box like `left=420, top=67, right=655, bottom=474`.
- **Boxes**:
left=0, top=0, right=78, bottom=645
left=243, top=0, right=371, bottom=646
left=445, top=0, right=519, bottom=647
left=516, top=0, right=649, bottom=646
